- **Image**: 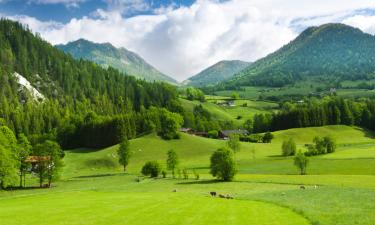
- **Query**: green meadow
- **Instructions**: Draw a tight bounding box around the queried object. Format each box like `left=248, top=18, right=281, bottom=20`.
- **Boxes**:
left=1, top=125, right=375, bottom=225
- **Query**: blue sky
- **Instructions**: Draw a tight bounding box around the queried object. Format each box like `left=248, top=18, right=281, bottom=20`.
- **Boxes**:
left=0, top=0, right=195, bottom=22
left=1, top=0, right=375, bottom=81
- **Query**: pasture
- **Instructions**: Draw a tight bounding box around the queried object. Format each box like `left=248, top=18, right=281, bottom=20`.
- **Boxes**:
left=1, top=125, right=375, bottom=225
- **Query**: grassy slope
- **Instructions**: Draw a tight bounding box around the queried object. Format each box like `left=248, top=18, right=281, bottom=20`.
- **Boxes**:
left=180, top=98, right=278, bottom=126
left=1, top=125, right=375, bottom=225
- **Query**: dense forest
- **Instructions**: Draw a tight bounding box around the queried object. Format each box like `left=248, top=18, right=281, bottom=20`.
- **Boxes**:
left=248, top=97, right=375, bottom=133
left=0, top=19, right=183, bottom=148
left=217, top=23, right=375, bottom=89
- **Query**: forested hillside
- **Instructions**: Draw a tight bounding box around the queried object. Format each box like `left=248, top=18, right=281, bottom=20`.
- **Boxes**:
left=0, top=19, right=182, bottom=148
left=184, top=60, right=250, bottom=87
left=221, top=23, right=375, bottom=88
left=56, top=39, right=176, bottom=83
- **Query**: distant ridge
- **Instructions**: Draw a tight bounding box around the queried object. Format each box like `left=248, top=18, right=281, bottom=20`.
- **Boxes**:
left=221, top=23, right=375, bottom=88
left=184, top=60, right=250, bottom=87
left=57, top=39, right=176, bottom=83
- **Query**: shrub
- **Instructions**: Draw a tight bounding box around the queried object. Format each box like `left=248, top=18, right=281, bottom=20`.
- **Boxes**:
left=240, top=134, right=263, bottom=143
left=193, top=170, right=200, bottom=180
left=162, top=170, right=167, bottom=178
left=294, top=150, right=309, bottom=175
left=210, top=148, right=237, bottom=181
left=282, top=138, right=296, bottom=156
left=141, top=161, right=162, bottom=178
left=182, top=169, right=189, bottom=179
left=208, top=130, right=219, bottom=139
left=262, top=132, right=274, bottom=143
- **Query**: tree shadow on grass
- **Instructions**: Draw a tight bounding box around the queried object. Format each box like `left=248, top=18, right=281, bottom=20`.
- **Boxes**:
left=356, top=127, right=375, bottom=139
left=74, top=173, right=120, bottom=179
left=176, top=180, right=224, bottom=185
left=66, top=148, right=104, bottom=154
left=267, top=155, right=285, bottom=158
left=4, top=186, right=48, bottom=191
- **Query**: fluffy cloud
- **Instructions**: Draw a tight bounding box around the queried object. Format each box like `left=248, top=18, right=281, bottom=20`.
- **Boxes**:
left=343, top=15, right=375, bottom=35
left=9, top=0, right=375, bottom=81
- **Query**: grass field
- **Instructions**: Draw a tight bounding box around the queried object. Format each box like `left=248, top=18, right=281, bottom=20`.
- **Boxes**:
left=1, top=125, right=375, bottom=225
left=180, top=98, right=278, bottom=125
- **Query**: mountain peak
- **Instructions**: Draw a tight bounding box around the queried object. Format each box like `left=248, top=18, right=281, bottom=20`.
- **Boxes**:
left=184, top=60, right=250, bottom=87
left=222, top=23, right=375, bottom=88
left=57, top=40, right=176, bottom=83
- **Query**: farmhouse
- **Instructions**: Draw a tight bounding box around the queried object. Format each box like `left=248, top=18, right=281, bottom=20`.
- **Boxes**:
left=25, top=156, right=52, bottom=170
left=219, top=129, right=249, bottom=139
left=217, top=100, right=236, bottom=107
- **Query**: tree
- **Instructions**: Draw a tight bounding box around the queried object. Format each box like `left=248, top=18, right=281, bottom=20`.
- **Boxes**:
left=208, top=130, right=218, bottom=139
left=294, top=150, right=309, bottom=175
left=323, top=136, right=336, bottom=153
left=158, top=109, right=184, bottom=140
left=231, top=92, right=240, bottom=99
left=33, top=140, right=64, bottom=187
left=282, top=138, right=296, bottom=156
left=313, top=137, right=326, bottom=154
left=117, top=138, right=132, bottom=172
left=243, top=119, right=253, bottom=133
left=227, top=134, right=241, bottom=154
left=141, top=161, right=161, bottom=178
left=166, top=149, right=179, bottom=178
left=262, top=132, right=274, bottom=143
left=17, top=134, right=32, bottom=187
left=0, top=126, right=18, bottom=189
left=210, top=148, right=237, bottom=181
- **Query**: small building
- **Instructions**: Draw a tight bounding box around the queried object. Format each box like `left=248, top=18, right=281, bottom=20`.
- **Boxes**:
left=192, top=131, right=209, bottom=137
left=219, top=129, right=249, bottom=139
left=217, top=100, right=235, bottom=107
left=180, top=128, right=193, bottom=134
left=25, top=156, right=52, bottom=170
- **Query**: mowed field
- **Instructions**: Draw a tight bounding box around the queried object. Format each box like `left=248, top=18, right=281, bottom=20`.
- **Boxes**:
left=180, top=98, right=278, bottom=125
left=1, top=125, right=375, bottom=225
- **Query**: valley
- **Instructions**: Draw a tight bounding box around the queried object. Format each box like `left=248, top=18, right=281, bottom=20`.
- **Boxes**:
left=1, top=9, right=375, bottom=225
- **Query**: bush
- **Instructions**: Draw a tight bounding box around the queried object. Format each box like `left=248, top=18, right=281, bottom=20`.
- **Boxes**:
left=294, top=150, right=309, bottom=175
left=141, top=161, right=162, bottom=178
left=210, top=148, right=237, bottom=181
left=182, top=169, right=189, bottom=179
left=262, top=132, right=274, bottom=143
left=193, top=170, right=200, bottom=180
left=240, top=134, right=263, bottom=143
left=282, top=138, right=296, bottom=156
left=208, top=130, right=219, bottom=139
left=305, top=136, right=336, bottom=156
left=162, top=170, right=167, bottom=178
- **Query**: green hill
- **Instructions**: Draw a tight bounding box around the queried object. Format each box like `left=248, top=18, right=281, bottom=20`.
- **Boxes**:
left=63, top=125, right=375, bottom=177
left=222, top=23, right=375, bottom=88
left=3, top=125, right=375, bottom=225
left=184, top=60, right=250, bottom=87
left=56, top=39, right=176, bottom=83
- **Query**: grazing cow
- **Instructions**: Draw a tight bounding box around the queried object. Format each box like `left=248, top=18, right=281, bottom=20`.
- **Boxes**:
left=219, top=194, right=226, bottom=198
left=300, top=185, right=306, bottom=190
left=210, top=191, right=217, bottom=197
left=172, top=189, right=177, bottom=192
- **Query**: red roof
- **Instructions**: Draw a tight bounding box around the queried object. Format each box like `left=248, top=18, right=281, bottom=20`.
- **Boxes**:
left=25, top=156, right=51, bottom=163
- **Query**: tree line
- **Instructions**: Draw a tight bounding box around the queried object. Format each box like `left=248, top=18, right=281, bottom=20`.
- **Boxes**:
left=245, top=97, right=375, bottom=133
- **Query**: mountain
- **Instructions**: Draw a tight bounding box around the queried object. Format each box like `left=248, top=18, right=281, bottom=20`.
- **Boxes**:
left=56, top=39, right=176, bottom=83
left=222, top=23, right=375, bottom=88
left=183, top=60, right=250, bottom=87
left=0, top=19, right=180, bottom=137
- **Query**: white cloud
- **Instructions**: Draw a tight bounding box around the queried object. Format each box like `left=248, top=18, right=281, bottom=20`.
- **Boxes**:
left=8, top=0, right=375, bottom=81
left=343, top=15, right=375, bottom=35
left=28, top=0, right=86, bottom=8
